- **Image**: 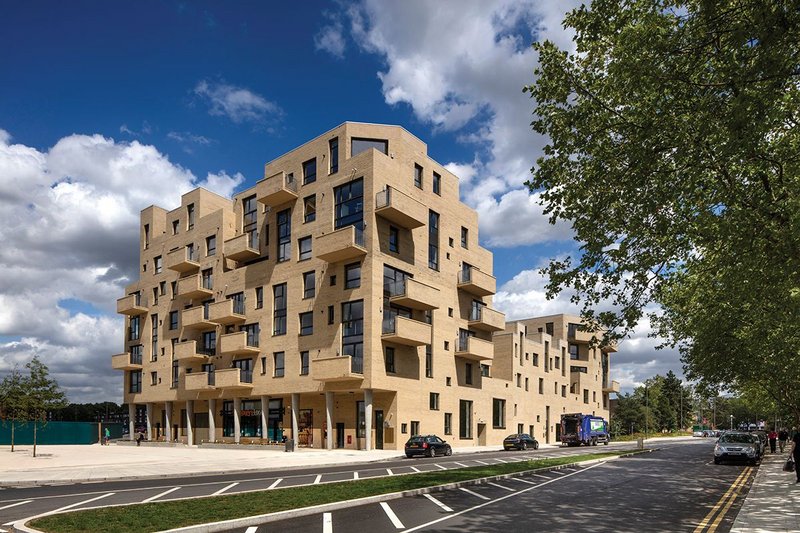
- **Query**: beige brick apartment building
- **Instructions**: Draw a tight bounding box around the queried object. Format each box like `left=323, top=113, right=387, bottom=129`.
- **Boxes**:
left=113, top=122, right=619, bottom=450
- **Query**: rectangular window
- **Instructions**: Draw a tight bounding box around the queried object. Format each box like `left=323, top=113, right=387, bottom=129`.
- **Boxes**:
left=459, top=400, right=473, bottom=439
left=274, top=352, right=285, bottom=377
left=461, top=226, right=468, bottom=248
left=201, top=268, right=213, bottom=290
left=384, top=346, right=395, bottom=373
left=186, top=243, right=195, bottom=262
left=273, top=283, right=287, bottom=335
left=429, top=392, right=439, bottom=410
left=144, top=224, right=150, bottom=249
left=492, top=398, right=506, bottom=429
left=261, top=356, right=267, bottom=375
left=433, top=171, right=441, bottom=195
left=428, top=210, right=439, bottom=270
left=151, top=314, right=158, bottom=361
left=160, top=281, right=167, bottom=296
left=414, top=163, right=423, bottom=189
left=334, top=178, right=364, bottom=232
left=425, top=345, right=433, bottom=378
left=328, top=304, right=334, bottom=325
left=130, top=344, right=143, bottom=365
left=539, top=378, right=544, bottom=394
left=242, top=323, right=259, bottom=347
left=481, top=364, right=490, bottom=377
left=206, top=235, right=216, bottom=256
left=410, top=421, right=420, bottom=436
left=243, top=195, right=258, bottom=250
left=303, top=194, right=316, bottom=223
left=255, top=286, right=263, bottom=309
left=563, top=385, right=567, bottom=397
left=170, top=281, right=177, bottom=300
left=154, top=255, right=162, bottom=274
left=444, top=413, right=452, bottom=435
left=329, top=137, right=339, bottom=174
left=229, top=292, right=245, bottom=315
left=300, top=351, right=309, bottom=375
left=303, top=158, right=317, bottom=185
left=298, top=236, right=312, bottom=261
left=303, top=271, right=315, bottom=299
left=129, top=316, right=141, bottom=341
left=187, top=203, right=195, bottom=229
left=357, top=401, right=366, bottom=437
left=389, top=226, right=399, bottom=253
left=351, top=137, right=388, bottom=157
left=277, top=208, right=291, bottom=262
left=201, top=330, right=216, bottom=355
left=150, top=371, right=158, bottom=386
left=569, top=344, right=579, bottom=360
left=169, top=311, right=178, bottom=330
left=584, top=389, right=590, bottom=403
left=299, top=312, right=313, bottom=336
left=129, top=370, right=142, bottom=393
left=172, top=220, right=179, bottom=235
left=525, top=377, right=529, bottom=391
left=341, top=300, right=364, bottom=373
left=345, top=262, right=361, bottom=289
left=465, top=362, right=473, bottom=385
left=330, top=274, right=337, bottom=286
left=152, top=287, right=158, bottom=306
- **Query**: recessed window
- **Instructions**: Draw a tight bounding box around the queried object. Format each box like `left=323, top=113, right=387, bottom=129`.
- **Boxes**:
left=154, top=255, right=162, bottom=274
left=299, top=311, right=313, bottom=336
left=273, top=283, right=287, bottom=335
left=444, top=413, right=452, bottom=435
left=446, top=377, right=452, bottom=386
left=428, top=210, right=439, bottom=270
left=330, top=274, right=337, bottom=286
left=172, top=220, right=179, bottom=235
left=277, top=209, right=291, bottom=262
left=389, top=226, right=399, bottom=253
left=433, top=172, right=441, bottom=195
left=425, top=345, right=433, bottom=378
left=274, top=352, right=285, bottom=377
left=201, top=269, right=213, bottom=290
left=255, top=286, right=263, bottom=309
left=465, top=362, right=473, bottom=385
left=414, top=163, right=423, bottom=189
left=492, top=398, right=506, bottom=429
left=461, top=227, right=468, bottom=248
left=351, top=137, right=388, bottom=157
left=169, top=311, right=178, bottom=330
left=300, top=351, right=309, bottom=375
left=206, top=235, right=216, bottom=256
left=187, top=203, right=195, bottom=229
left=303, top=158, right=317, bottom=185
left=329, top=137, right=339, bottom=174
left=303, top=271, right=315, bottom=299
left=150, top=371, right=158, bottom=386
left=298, top=236, right=312, bottom=261
left=303, top=195, right=316, bottom=223
left=384, top=346, right=395, bottom=373
left=328, top=305, right=334, bottom=325
left=429, top=392, right=439, bottom=410
left=345, top=262, right=361, bottom=289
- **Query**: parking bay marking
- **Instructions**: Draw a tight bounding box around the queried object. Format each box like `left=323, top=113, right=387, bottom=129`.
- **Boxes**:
left=322, top=512, right=333, bottom=533
left=459, top=487, right=491, bottom=501
left=141, top=487, right=180, bottom=503
left=267, top=478, right=283, bottom=489
left=47, top=492, right=115, bottom=515
left=244, top=527, right=258, bottom=533
left=423, top=493, right=453, bottom=512
left=380, top=502, right=405, bottom=529
left=487, top=482, right=515, bottom=492
left=212, top=482, right=239, bottom=495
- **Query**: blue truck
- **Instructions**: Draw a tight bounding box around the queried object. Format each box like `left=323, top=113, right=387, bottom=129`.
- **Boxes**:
left=560, top=413, right=610, bottom=446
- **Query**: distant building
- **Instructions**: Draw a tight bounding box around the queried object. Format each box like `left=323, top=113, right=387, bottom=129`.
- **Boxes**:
left=113, top=122, right=619, bottom=449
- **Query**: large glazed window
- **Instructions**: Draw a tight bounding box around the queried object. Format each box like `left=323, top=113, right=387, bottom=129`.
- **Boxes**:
left=342, top=300, right=364, bottom=373
left=243, top=195, right=258, bottom=249
left=459, top=400, right=473, bottom=439
left=273, top=283, right=287, bottom=335
left=277, top=208, right=291, bottom=262
left=334, top=178, right=364, bottom=230
left=351, top=137, right=387, bottom=157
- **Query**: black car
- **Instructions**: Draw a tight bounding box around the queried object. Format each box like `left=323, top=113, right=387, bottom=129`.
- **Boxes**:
left=405, top=435, right=452, bottom=458
left=503, top=433, right=539, bottom=451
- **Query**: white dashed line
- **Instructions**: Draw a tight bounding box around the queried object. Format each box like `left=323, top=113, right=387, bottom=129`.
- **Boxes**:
left=459, top=487, right=491, bottom=501
left=0, top=501, right=31, bottom=511
left=411, top=466, right=421, bottom=473
left=142, top=486, right=181, bottom=502
left=380, top=502, right=405, bottom=529
left=323, top=512, right=333, bottom=533
left=212, top=482, right=239, bottom=495
left=386, top=468, right=394, bottom=475
left=475, top=460, right=490, bottom=465
left=48, top=493, right=115, bottom=515
left=487, top=482, right=515, bottom=492
left=434, top=463, right=447, bottom=470
left=423, top=493, right=454, bottom=512
left=244, top=527, right=258, bottom=533
left=495, top=458, right=508, bottom=463
left=531, top=473, right=550, bottom=479
left=313, top=475, right=322, bottom=484
left=510, top=477, right=537, bottom=485
left=267, top=478, right=283, bottom=489
left=453, top=462, right=468, bottom=468
left=353, top=471, right=359, bottom=480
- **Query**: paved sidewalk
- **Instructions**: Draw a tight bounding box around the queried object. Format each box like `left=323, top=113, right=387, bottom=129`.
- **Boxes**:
left=731, top=451, right=800, bottom=533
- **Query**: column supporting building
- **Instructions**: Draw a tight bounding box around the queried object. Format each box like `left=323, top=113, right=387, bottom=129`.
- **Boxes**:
left=208, top=399, right=216, bottom=444
left=165, top=401, right=172, bottom=442
left=364, top=389, right=373, bottom=451
left=186, top=400, right=194, bottom=446
left=325, top=391, right=333, bottom=450
left=291, top=393, right=299, bottom=451
left=233, top=397, right=241, bottom=444
left=128, top=403, right=135, bottom=441
left=260, top=396, right=268, bottom=441
left=145, top=403, right=153, bottom=441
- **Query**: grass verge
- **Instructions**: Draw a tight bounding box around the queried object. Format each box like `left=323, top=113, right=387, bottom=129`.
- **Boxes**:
left=30, top=450, right=633, bottom=533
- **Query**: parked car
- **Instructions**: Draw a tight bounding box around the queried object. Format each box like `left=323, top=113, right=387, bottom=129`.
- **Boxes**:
left=503, top=433, right=539, bottom=451
left=405, top=435, right=452, bottom=458
left=714, top=432, right=760, bottom=464
left=751, top=431, right=768, bottom=457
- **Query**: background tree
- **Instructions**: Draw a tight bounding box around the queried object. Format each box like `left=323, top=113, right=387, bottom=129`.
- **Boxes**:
left=0, top=366, right=28, bottom=452
left=525, top=0, right=800, bottom=419
left=25, top=356, right=68, bottom=457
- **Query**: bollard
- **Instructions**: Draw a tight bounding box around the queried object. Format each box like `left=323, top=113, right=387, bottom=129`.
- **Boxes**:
left=637, top=437, right=644, bottom=450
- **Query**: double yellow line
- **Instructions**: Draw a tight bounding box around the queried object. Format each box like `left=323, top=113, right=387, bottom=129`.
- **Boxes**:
left=693, top=466, right=753, bottom=533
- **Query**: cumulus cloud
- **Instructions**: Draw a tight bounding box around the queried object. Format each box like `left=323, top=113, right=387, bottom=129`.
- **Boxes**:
left=314, top=18, right=346, bottom=58
left=0, top=130, right=244, bottom=402
left=194, top=80, right=283, bottom=124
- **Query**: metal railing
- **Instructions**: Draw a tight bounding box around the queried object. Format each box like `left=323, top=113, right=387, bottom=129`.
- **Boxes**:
left=354, top=224, right=365, bottom=247
left=240, top=369, right=253, bottom=383
left=351, top=355, right=364, bottom=374
left=284, top=173, right=297, bottom=192
left=375, top=187, right=392, bottom=209
left=458, top=266, right=474, bottom=283
left=130, top=352, right=143, bottom=365
left=207, top=371, right=216, bottom=386
left=384, top=279, right=407, bottom=297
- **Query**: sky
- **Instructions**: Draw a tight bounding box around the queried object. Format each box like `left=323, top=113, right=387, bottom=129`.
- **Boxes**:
left=0, top=0, right=681, bottom=404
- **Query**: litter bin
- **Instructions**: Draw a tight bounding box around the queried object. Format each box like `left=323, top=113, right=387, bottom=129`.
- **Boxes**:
left=285, top=438, right=295, bottom=452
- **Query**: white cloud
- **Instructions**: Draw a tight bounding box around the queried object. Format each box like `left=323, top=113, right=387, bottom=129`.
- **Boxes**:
left=314, top=19, right=346, bottom=58
left=194, top=80, right=283, bottom=124
left=0, top=130, right=244, bottom=403
left=167, top=131, right=215, bottom=153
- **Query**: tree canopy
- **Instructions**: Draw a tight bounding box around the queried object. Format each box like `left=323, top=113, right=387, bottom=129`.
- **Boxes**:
left=526, top=0, right=800, bottom=419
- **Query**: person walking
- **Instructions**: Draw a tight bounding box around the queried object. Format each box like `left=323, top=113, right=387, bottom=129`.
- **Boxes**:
left=790, top=431, right=800, bottom=483
left=103, top=427, right=110, bottom=446
left=779, top=428, right=789, bottom=453
left=769, top=429, right=778, bottom=453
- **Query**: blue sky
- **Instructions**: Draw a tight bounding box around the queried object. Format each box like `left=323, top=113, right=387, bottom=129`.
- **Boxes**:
left=0, top=0, right=679, bottom=402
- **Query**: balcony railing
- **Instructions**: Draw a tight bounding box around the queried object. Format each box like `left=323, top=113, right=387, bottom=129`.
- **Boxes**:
left=256, top=171, right=299, bottom=207
left=468, top=304, right=505, bottom=332
left=375, top=186, right=427, bottom=229
left=381, top=315, right=431, bottom=346
left=167, top=246, right=200, bottom=273
left=457, top=266, right=496, bottom=297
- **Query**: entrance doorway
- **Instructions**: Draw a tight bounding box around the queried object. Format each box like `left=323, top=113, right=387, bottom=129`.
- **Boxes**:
left=477, top=423, right=487, bottom=446
left=375, top=410, right=384, bottom=449
left=336, top=422, right=345, bottom=448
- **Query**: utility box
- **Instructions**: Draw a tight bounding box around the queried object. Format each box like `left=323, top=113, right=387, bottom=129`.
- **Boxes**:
left=285, top=438, right=295, bottom=452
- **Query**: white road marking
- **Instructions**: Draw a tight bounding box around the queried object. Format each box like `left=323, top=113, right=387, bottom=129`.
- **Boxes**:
left=323, top=512, right=333, bottom=533
left=495, top=458, right=507, bottom=463
left=0, top=500, right=31, bottom=511
left=487, top=482, right=515, bottom=492
left=244, top=527, right=258, bottom=533
left=459, top=487, right=491, bottom=501
left=380, top=502, right=405, bottom=529
left=313, top=474, right=322, bottom=484
left=475, top=460, right=490, bottom=465
left=267, top=478, right=283, bottom=489
left=453, top=462, right=467, bottom=468
left=531, top=473, right=550, bottom=479
left=434, top=463, right=447, bottom=470
left=410, top=466, right=421, bottom=473
left=47, top=492, right=115, bottom=515
left=510, top=477, right=536, bottom=485
left=551, top=470, right=567, bottom=475
left=141, top=487, right=180, bottom=503
left=212, top=482, right=239, bottom=495
left=386, top=468, right=394, bottom=475
left=424, top=493, right=454, bottom=512
left=353, top=471, right=359, bottom=480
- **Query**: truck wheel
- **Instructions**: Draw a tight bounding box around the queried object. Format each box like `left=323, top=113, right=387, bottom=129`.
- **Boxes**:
left=591, top=437, right=597, bottom=446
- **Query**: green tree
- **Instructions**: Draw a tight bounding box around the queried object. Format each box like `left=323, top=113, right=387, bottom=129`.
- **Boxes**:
left=525, top=0, right=800, bottom=417
left=0, top=366, right=28, bottom=452
left=25, top=356, right=68, bottom=457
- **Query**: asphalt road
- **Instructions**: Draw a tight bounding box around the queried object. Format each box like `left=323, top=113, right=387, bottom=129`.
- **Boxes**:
left=0, top=440, right=642, bottom=527
left=231, top=439, right=753, bottom=533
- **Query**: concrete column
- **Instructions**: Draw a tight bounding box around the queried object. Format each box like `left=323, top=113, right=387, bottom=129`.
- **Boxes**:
left=128, top=403, right=135, bottom=441
left=260, top=396, right=268, bottom=441
left=145, top=403, right=153, bottom=441
left=208, top=399, right=216, bottom=443
left=186, top=400, right=194, bottom=446
left=233, top=397, right=241, bottom=444
left=291, top=393, right=299, bottom=451
left=364, top=389, right=373, bottom=451
left=165, top=401, right=172, bottom=442
left=325, top=391, right=334, bottom=450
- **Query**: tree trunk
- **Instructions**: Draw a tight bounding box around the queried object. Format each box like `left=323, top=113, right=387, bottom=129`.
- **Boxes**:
left=33, top=422, right=37, bottom=458
left=11, top=423, right=14, bottom=452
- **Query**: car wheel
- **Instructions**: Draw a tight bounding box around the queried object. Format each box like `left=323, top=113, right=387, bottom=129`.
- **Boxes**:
left=521, top=442, right=528, bottom=451
left=427, top=447, right=436, bottom=458
left=406, top=454, right=413, bottom=459
left=713, top=457, right=721, bottom=464
left=445, top=446, right=452, bottom=456
left=533, top=441, right=539, bottom=450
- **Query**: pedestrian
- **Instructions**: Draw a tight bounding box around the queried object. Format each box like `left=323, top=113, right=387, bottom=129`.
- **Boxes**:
left=104, top=427, right=110, bottom=446
left=779, top=428, right=789, bottom=453
left=136, top=430, right=143, bottom=446
left=769, top=429, right=778, bottom=453
left=790, top=430, right=800, bottom=483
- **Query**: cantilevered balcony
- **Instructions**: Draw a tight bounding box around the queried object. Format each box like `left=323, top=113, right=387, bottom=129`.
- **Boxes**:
left=185, top=371, right=216, bottom=392
left=173, top=340, right=211, bottom=363
left=603, top=380, right=621, bottom=393
left=166, top=246, right=200, bottom=273
left=219, top=331, right=259, bottom=356
left=117, top=294, right=147, bottom=316
left=312, top=355, right=364, bottom=382
left=375, top=186, right=427, bottom=229
left=182, top=306, right=215, bottom=331
left=208, top=299, right=246, bottom=325
left=455, top=336, right=494, bottom=362
left=215, top=368, right=253, bottom=390
left=256, top=171, right=298, bottom=207
left=388, top=278, right=440, bottom=310
left=177, top=274, right=213, bottom=299
left=316, top=225, right=367, bottom=263
left=457, top=266, right=496, bottom=297
left=224, top=232, right=260, bottom=262
left=381, top=316, right=431, bottom=347
left=468, top=305, right=505, bottom=332
left=111, top=352, right=143, bottom=371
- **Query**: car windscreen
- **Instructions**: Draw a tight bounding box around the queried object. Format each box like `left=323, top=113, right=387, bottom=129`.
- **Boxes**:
left=406, top=437, right=425, bottom=444
left=505, top=434, right=520, bottom=439
left=719, top=434, right=754, bottom=443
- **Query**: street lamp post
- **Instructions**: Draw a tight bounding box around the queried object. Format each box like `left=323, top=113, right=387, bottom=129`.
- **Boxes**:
left=730, top=414, right=733, bottom=431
